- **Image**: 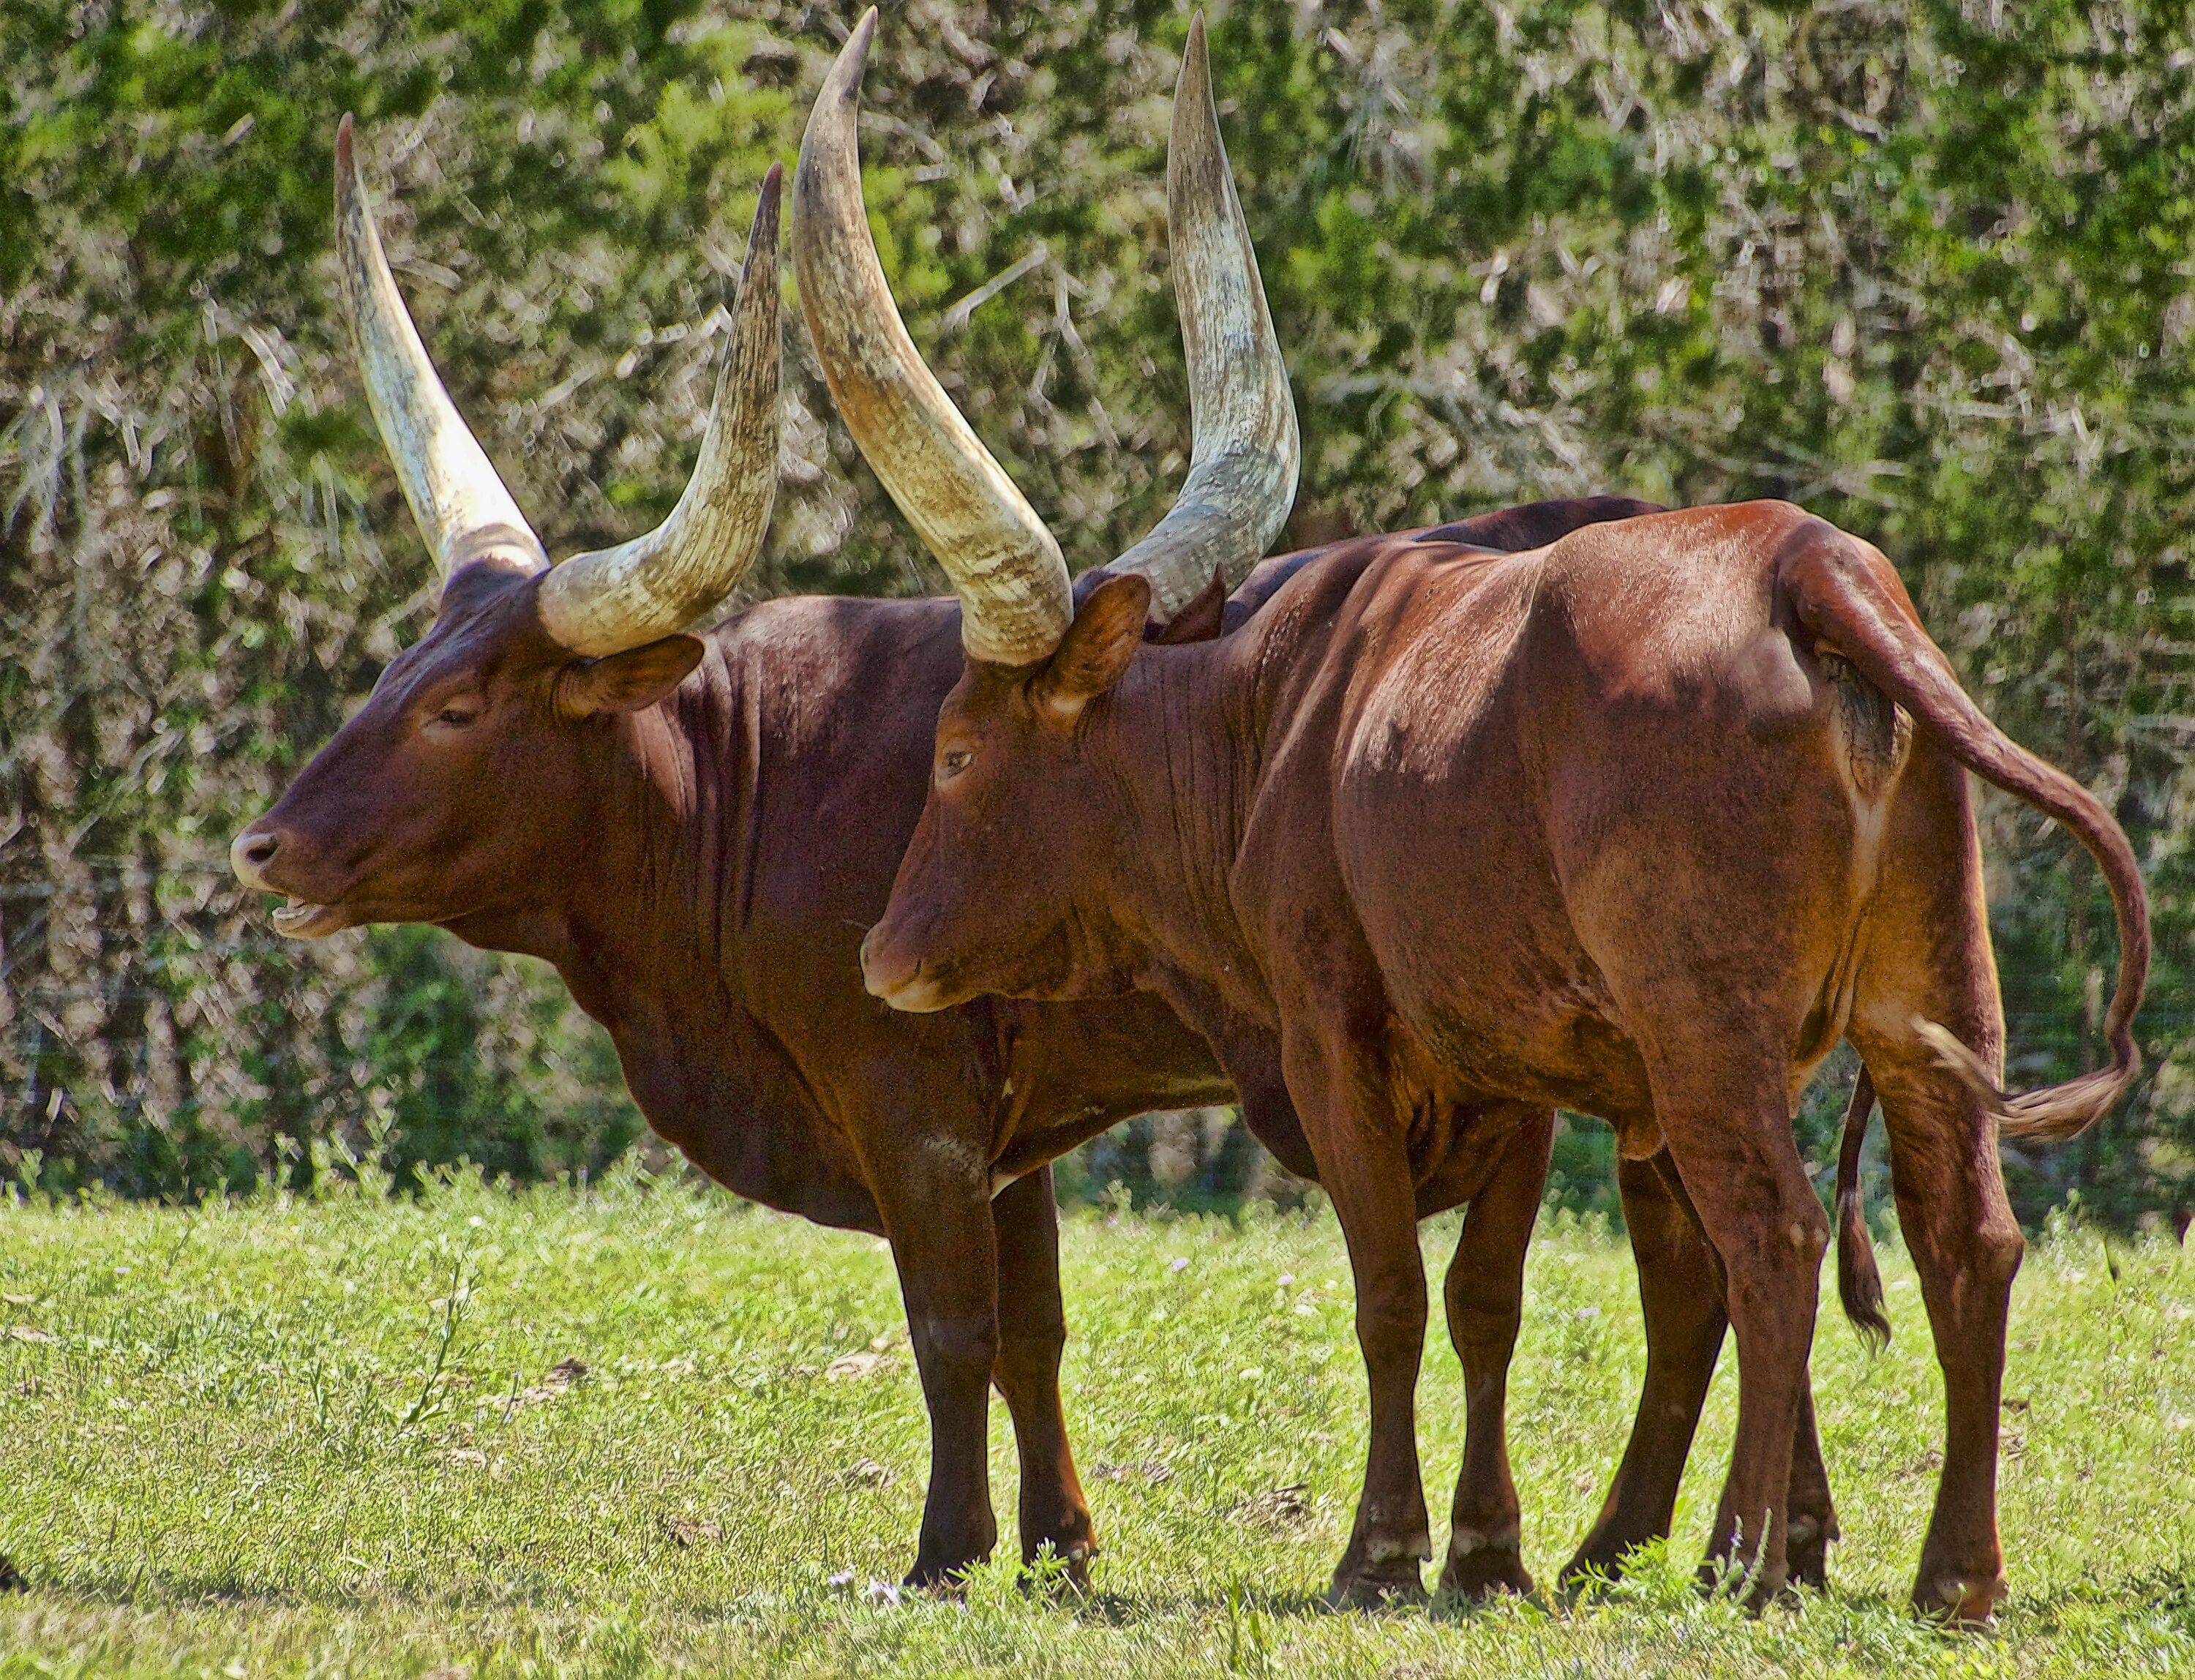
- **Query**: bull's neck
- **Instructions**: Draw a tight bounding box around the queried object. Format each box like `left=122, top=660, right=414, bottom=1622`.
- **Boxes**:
left=454, top=683, right=730, bottom=1040
left=1095, top=629, right=1275, bottom=1024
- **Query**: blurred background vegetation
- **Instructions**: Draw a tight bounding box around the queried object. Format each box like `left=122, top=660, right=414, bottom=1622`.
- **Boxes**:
left=4, top=0, right=2188, bottom=1229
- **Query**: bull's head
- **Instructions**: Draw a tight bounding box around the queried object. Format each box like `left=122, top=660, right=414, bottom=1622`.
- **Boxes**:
left=793, top=12, right=1297, bottom=1010
left=231, top=122, right=782, bottom=938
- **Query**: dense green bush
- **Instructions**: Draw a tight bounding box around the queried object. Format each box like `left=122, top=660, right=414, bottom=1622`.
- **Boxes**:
left=4, top=1, right=2188, bottom=1224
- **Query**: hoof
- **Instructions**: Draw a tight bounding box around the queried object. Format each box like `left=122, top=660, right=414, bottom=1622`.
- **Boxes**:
left=1327, top=1553, right=1429, bottom=1610
left=903, top=1555, right=980, bottom=1595
left=1439, top=1540, right=1534, bottom=1601
left=1785, top=1519, right=1834, bottom=1593
left=0, top=1553, right=22, bottom=1593
left=1912, top=1569, right=2005, bottom=1624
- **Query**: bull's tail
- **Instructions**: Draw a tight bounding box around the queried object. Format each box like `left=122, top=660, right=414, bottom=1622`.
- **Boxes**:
left=1834, top=1065, right=1890, bottom=1351
left=1782, top=522, right=2150, bottom=1145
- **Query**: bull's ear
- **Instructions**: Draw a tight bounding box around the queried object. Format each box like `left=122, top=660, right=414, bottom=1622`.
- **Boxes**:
left=1146, top=563, right=1228, bottom=645
left=1035, top=573, right=1150, bottom=723
left=554, top=634, right=705, bottom=718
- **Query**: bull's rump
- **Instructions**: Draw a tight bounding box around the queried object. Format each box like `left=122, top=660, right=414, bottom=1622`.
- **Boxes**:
left=1321, top=503, right=1902, bottom=1134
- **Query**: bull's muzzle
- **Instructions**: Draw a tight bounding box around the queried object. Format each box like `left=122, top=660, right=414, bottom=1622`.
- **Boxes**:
left=229, top=822, right=348, bottom=939
left=859, top=923, right=950, bottom=1013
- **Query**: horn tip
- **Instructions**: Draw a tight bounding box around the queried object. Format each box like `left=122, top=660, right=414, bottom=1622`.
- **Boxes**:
left=1176, top=13, right=1214, bottom=118
left=749, top=162, right=784, bottom=254
left=335, top=112, right=356, bottom=182
left=845, top=8, right=877, bottom=78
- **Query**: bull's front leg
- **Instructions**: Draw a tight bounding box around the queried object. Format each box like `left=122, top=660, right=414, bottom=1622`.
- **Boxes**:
left=989, top=1165, right=1098, bottom=1584
left=1280, top=1026, right=1433, bottom=1607
left=872, top=1135, right=1002, bottom=1589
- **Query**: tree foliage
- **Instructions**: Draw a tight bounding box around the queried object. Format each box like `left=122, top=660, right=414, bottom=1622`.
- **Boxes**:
left=4, top=0, right=2188, bottom=1223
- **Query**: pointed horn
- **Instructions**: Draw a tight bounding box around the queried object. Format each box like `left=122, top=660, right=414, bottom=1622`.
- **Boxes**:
left=333, top=114, right=546, bottom=583
left=539, top=168, right=784, bottom=655
left=1109, top=14, right=1298, bottom=621
left=793, top=9, right=1071, bottom=667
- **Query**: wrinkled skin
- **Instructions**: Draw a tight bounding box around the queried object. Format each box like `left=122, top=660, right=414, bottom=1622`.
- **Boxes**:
left=239, top=497, right=1797, bottom=1592
left=868, top=502, right=2147, bottom=1617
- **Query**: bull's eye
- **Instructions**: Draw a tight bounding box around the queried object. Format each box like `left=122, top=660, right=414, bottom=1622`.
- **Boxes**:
left=429, top=703, right=482, bottom=731
left=940, top=747, right=975, bottom=779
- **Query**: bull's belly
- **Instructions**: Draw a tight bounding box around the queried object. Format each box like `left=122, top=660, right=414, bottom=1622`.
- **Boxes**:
left=1399, top=981, right=1658, bottom=1142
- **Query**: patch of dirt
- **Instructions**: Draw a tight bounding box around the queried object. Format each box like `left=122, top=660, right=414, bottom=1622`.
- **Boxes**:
left=837, top=1458, right=895, bottom=1490
left=513, top=1357, right=588, bottom=1407
left=824, top=1351, right=898, bottom=1382
left=661, top=1514, right=722, bottom=1548
left=1091, top=1460, right=1174, bottom=1485
left=1234, top=1483, right=1313, bottom=1529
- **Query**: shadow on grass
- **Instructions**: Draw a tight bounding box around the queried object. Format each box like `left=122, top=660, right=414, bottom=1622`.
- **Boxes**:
left=22, top=1559, right=2195, bottom=1643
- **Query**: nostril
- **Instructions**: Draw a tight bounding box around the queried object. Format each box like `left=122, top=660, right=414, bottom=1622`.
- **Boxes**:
left=230, top=826, right=282, bottom=883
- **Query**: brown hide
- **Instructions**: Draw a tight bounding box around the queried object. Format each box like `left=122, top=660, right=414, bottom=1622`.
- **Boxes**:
left=866, top=500, right=2147, bottom=1616
left=235, top=498, right=1667, bottom=1589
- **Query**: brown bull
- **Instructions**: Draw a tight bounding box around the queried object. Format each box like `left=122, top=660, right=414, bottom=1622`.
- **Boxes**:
left=229, top=74, right=1730, bottom=1593
left=811, top=29, right=2149, bottom=1622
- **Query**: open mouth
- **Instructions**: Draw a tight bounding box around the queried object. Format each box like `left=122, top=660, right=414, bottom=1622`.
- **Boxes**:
left=269, top=899, right=349, bottom=939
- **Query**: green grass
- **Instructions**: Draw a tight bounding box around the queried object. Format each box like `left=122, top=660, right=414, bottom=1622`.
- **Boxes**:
left=3, top=1169, right=2192, bottom=1677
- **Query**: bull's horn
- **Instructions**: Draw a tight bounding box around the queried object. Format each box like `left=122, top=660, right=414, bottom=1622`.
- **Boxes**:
left=539, top=166, right=784, bottom=654
left=334, top=114, right=547, bottom=582
left=793, top=8, right=1072, bottom=667
left=1108, top=13, right=1299, bottom=620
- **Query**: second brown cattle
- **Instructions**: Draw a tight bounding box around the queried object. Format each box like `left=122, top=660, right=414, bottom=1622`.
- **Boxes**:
left=805, top=21, right=2148, bottom=1620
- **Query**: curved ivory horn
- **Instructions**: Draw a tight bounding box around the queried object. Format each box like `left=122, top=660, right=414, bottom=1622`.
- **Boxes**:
left=334, top=114, right=547, bottom=581
left=1108, top=14, right=1299, bottom=620
left=539, top=166, right=784, bottom=655
left=793, top=8, right=1072, bottom=667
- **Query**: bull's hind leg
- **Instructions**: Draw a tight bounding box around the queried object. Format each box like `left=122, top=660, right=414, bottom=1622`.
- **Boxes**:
left=990, top=1166, right=1098, bottom=1584
left=1437, top=1107, right=1553, bottom=1600
left=1563, top=1150, right=1724, bottom=1586
left=1562, top=1149, right=1839, bottom=1593
left=1847, top=738, right=2022, bottom=1621
left=1629, top=1038, right=1828, bottom=1607
left=1846, top=1040, right=2018, bottom=1620
left=1784, top=1373, right=1837, bottom=1589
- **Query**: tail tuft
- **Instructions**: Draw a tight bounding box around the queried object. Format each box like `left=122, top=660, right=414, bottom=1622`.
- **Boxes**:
left=1916, top=1016, right=2137, bottom=1146
left=1834, top=1065, right=1891, bottom=1354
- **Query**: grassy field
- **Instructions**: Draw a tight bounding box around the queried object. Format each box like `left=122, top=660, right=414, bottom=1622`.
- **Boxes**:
left=2, top=1169, right=2192, bottom=1678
